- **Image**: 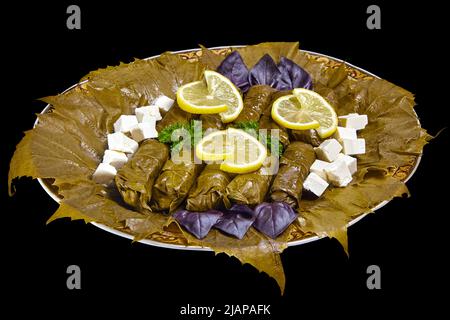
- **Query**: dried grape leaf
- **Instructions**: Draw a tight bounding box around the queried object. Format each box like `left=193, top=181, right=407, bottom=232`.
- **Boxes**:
left=199, top=45, right=226, bottom=70
left=175, top=223, right=287, bottom=294
left=47, top=177, right=144, bottom=227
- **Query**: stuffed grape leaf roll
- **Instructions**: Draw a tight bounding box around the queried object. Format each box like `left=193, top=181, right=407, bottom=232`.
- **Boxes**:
left=151, top=154, right=204, bottom=213
left=224, top=162, right=274, bottom=207
left=115, top=139, right=169, bottom=212
left=290, top=129, right=323, bottom=147
left=269, top=141, right=315, bottom=208
left=156, top=102, right=193, bottom=132
left=186, top=114, right=229, bottom=211
left=200, top=114, right=224, bottom=131
left=259, top=90, right=290, bottom=146
left=185, top=164, right=232, bottom=211
left=233, top=85, right=276, bottom=124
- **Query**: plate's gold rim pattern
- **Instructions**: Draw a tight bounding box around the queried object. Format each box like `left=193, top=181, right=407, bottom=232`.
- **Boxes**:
left=38, top=46, right=419, bottom=249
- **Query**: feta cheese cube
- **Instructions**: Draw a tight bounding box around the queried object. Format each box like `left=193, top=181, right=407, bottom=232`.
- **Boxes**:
left=334, top=126, right=357, bottom=142
left=130, top=123, right=158, bottom=142
left=324, top=159, right=352, bottom=187
left=107, top=132, right=139, bottom=153
left=314, top=139, right=342, bottom=162
left=92, top=163, right=117, bottom=185
left=102, top=150, right=128, bottom=169
left=338, top=114, right=368, bottom=130
left=113, top=115, right=138, bottom=133
left=303, top=172, right=329, bottom=197
left=135, top=105, right=162, bottom=122
left=153, top=95, right=175, bottom=112
left=336, top=153, right=357, bottom=175
left=341, top=138, right=365, bottom=155
left=140, top=114, right=158, bottom=125
left=310, top=159, right=332, bottom=180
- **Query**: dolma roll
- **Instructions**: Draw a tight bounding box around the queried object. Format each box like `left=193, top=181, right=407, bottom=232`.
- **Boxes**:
left=115, top=139, right=169, bottom=212
left=233, top=85, right=276, bottom=124
left=200, top=114, right=224, bottom=131
left=259, top=90, right=290, bottom=146
left=269, top=141, right=315, bottom=208
left=151, top=155, right=204, bottom=213
left=156, top=102, right=193, bottom=132
left=224, top=163, right=274, bottom=207
left=186, top=164, right=232, bottom=211
left=290, top=129, right=323, bottom=147
left=186, top=113, right=230, bottom=211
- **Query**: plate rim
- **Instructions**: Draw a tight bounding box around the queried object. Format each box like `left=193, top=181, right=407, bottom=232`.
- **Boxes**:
left=35, top=45, right=422, bottom=251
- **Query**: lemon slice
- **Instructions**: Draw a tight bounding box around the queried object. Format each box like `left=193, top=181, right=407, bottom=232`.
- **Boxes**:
left=271, top=95, right=321, bottom=130
left=176, top=80, right=228, bottom=114
left=195, top=128, right=267, bottom=174
left=204, top=70, right=243, bottom=123
left=195, top=130, right=230, bottom=161
left=292, top=88, right=338, bottom=138
left=176, top=71, right=243, bottom=119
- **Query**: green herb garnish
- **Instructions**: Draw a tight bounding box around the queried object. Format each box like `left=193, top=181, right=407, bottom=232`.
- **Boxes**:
left=158, top=120, right=202, bottom=151
left=233, top=121, right=283, bottom=156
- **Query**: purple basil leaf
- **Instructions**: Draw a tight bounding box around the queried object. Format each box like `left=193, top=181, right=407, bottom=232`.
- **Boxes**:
left=217, top=51, right=250, bottom=92
left=173, top=209, right=223, bottom=239
left=248, top=54, right=281, bottom=87
left=253, top=202, right=298, bottom=239
left=214, top=204, right=257, bottom=239
left=276, top=57, right=313, bottom=90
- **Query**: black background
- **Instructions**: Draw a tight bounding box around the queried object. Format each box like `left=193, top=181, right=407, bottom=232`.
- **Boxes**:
left=2, top=1, right=448, bottom=317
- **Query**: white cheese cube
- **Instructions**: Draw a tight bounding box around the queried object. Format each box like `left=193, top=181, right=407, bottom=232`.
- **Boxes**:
left=334, top=126, right=357, bottom=142
left=338, top=114, right=368, bottom=130
left=102, top=150, right=128, bottom=169
left=310, top=159, right=332, bottom=180
left=130, top=123, right=158, bottom=142
left=314, top=139, right=342, bottom=162
left=107, top=132, right=139, bottom=154
left=135, top=105, right=162, bottom=122
left=140, top=114, right=158, bottom=125
left=303, top=172, right=329, bottom=197
left=324, top=159, right=352, bottom=187
left=113, top=115, right=138, bottom=133
left=342, top=138, right=365, bottom=155
left=92, top=163, right=117, bottom=185
left=336, top=153, right=357, bottom=175
left=153, top=95, right=175, bottom=112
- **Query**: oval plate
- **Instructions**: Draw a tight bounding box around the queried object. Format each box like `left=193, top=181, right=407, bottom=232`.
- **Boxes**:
left=36, top=46, right=421, bottom=251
